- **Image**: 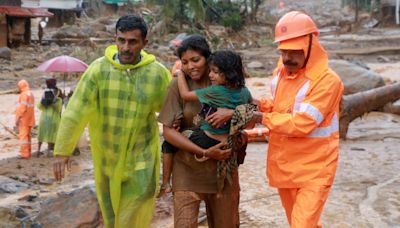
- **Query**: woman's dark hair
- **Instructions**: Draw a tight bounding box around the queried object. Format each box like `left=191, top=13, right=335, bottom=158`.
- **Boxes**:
left=208, top=50, right=245, bottom=88
left=116, top=15, right=148, bottom=39
left=45, top=78, right=56, bottom=89
left=177, top=34, right=211, bottom=59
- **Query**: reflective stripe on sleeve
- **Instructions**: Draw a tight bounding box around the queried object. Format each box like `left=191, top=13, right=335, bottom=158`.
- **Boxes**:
left=270, top=71, right=280, bottom=99
left=18, top=101, right=34, bottom=108
left=299, top=103, right=324, bottom=125
left=308, top=112, right=339, bottom=138
left=293, top=80, right=310, bottom=113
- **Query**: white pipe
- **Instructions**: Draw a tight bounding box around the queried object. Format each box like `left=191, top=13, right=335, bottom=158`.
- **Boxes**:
left=397, top=0, right=400, bottom=25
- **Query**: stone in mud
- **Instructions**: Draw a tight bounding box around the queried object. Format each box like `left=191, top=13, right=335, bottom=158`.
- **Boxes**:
left=0, top=176, right=29, bottom=193
left=35, top=185, right=101, bottom=227
left=15, top=207, right=28, bottom=219
left=0, top=47, right=11, bottom=60
left=247, top=61, right=264, bottom=69
left=0, top=207, right=21, bottom=228
left=329, top=60, right=385, bottom=95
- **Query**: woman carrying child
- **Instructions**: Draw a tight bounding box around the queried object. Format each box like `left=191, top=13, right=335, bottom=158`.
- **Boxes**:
left=158, top=34, right=252, bottom=227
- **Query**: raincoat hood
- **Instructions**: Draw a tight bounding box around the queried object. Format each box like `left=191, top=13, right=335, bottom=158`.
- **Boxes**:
left=18, top=80, right=30, bottom=92
left=105, top=45, right=156, bottom=70
left=277, top=34, right=328, bottom=81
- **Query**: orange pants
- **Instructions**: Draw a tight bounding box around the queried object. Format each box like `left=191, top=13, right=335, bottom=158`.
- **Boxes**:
left=278, top=186, right=331, bottom=228
left=19, top=125, right=32, bottom=158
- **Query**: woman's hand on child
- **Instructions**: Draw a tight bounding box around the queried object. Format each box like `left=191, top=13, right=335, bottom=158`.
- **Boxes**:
left=206, top=108, right=234, bottom=128
left=205, top=142, right=231, bottom=161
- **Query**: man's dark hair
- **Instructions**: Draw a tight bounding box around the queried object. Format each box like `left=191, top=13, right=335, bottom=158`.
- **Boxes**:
left=177, top=34, right=211, bottom=60
left=208, top=50, right=245, bottom=89
left=115, top=15, right=148, bottom=39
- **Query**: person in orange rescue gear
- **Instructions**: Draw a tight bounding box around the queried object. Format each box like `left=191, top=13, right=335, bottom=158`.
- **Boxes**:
left=15, top=80, right=35, bottom=159
left=249, top=11, right=344, bottom=227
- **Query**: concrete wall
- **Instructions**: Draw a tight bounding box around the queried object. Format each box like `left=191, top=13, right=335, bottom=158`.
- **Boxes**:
left=22, top=0, right=82, bottom=9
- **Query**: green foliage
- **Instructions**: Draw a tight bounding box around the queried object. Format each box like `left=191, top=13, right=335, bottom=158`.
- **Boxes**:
left=210, top=36, right=222, bottom=50
left=151, top=0, right=205, bottom=24
left=220, top=13, right=243, bottom=31
left=341, top=0, right=381, bottom=11
left=205, top=1, right=244, bottom=31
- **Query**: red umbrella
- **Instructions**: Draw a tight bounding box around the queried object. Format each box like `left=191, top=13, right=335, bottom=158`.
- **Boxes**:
left=37, top=55, right=88, bottom=72
left=37, top=55, right=88, bottom=94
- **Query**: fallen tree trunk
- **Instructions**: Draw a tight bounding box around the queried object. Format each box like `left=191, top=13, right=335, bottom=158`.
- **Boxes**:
left=382, top=102, right=400, bottom=115
left=0, top=89, right=18, bottom=95
left=340, top=82, right=400, bottom=139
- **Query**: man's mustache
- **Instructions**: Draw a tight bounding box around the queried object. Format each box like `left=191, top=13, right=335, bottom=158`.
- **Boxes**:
left=283, top=60, right=298, bottom=66
left=120, top=52, right=133, bottom=57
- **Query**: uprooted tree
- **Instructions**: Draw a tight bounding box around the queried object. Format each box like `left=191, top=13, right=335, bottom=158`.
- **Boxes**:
left=339, top=82, right=400, bottom=138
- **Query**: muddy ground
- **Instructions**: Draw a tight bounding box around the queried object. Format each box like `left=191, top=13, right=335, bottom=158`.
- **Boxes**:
left=1, top=73, right=399, bottom=228
left=1, top=0, right=400, bottom=227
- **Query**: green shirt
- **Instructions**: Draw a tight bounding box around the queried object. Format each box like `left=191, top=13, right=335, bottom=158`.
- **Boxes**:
left=195, top=85, right=252, bottom=134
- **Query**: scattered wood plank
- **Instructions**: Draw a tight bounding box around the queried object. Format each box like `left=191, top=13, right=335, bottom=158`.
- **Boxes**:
left=0, top=122, right=18, bottom=138
left=330, top=46, right=400, bottom=55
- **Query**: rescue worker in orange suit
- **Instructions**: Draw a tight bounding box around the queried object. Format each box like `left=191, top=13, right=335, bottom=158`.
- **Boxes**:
left=15, top=80, right=35, bottom=159
left=249, top=11, right=344, bottom=227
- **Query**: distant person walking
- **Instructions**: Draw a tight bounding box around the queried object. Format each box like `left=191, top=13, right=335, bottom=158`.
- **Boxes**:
left=38, top=19, right=47, bottom=45
left=37, top=78, right=62, bottom=157
left=15, top=80, right=35, bottom=159
left=52, top=15, right=170, bottom=227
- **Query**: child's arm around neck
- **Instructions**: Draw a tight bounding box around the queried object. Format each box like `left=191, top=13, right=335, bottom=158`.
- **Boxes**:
left=177, top=70, right=199, bottom=102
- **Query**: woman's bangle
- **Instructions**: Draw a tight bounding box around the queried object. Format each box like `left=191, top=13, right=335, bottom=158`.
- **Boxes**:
left=194, top=149, right=209, bottom=162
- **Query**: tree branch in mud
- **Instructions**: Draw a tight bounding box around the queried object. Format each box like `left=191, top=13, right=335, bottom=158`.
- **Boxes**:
left=340, top=82, right=400, bottom=139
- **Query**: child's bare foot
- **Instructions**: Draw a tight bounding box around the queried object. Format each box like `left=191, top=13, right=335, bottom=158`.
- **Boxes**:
left=157, top=183, right=172, bottom=198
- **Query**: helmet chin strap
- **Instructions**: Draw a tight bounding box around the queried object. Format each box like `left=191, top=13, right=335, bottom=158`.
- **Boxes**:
left=302, top=34, right=313, bottom=69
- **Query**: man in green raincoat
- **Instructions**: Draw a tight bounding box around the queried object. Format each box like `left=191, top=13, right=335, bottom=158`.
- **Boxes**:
left=53, top=15, right=170, bottom=227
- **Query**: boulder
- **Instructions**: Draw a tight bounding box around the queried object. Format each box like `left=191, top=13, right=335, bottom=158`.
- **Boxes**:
left=35, top=185, right=101, bottom=227
left=52, top=26, right=96, bottom=39
left=247, top=61, right=264, bottom=69
left=0, top=207, right=22, bottom=228
left=0, top=176, right=29, bottom=193
left=329, top=60, right=385, bottom=95
left=0, top=47, right=11, bottom=60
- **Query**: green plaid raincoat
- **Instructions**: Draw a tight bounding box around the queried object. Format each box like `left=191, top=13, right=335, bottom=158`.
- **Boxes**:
left=54, top=45, right=170, bottom=227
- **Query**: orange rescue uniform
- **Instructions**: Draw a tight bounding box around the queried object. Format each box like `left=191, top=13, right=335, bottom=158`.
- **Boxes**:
left=15, top=80, right=35, bottom=158
left=259, top=34, right=343, bottom=227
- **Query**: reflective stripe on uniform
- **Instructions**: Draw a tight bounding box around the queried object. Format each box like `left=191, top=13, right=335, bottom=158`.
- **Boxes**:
left=299, top=103, right=324, bottom=125
left=308, top=112, right=339, bottom=138
left=270, top=71, right=280, bottom=99
left=17, top=101, right=34, bottom=108
left=293, top=80, right=310, bottom=113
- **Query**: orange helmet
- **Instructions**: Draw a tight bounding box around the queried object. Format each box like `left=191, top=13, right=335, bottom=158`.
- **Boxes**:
left=274, top=11, right=319, bottom=43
